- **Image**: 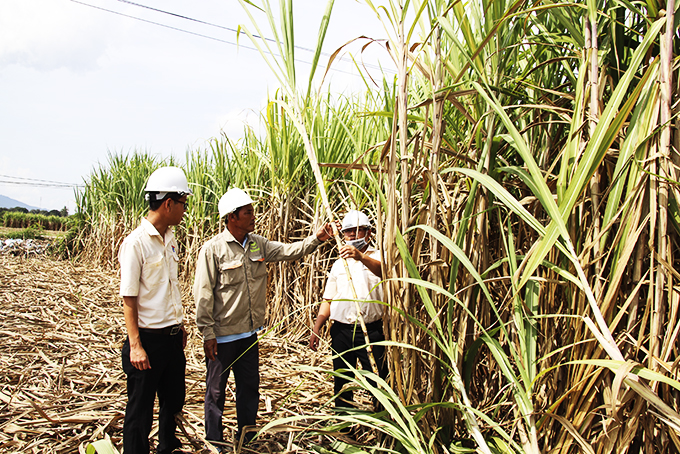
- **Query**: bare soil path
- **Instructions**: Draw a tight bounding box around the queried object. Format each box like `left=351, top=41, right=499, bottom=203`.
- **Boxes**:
left=0, top=253, right=361, bottom=454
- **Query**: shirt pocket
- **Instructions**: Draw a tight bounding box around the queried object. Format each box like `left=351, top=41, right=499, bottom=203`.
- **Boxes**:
left=219, top=260, right=244, bottom=289
left=168, top=250, right=179, bottom=283
left=249, top=255, right=267, bottom=280
left=142, top=253, right=165, bottom=289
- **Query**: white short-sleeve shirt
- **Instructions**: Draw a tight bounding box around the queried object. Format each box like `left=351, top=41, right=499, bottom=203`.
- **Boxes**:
left=322, top=248, right=384, bottom=324
left=119, top=218, right=183, bottom=329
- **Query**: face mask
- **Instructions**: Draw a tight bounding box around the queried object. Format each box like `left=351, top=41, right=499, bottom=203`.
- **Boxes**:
left=346, top=237, right=367, bottom=250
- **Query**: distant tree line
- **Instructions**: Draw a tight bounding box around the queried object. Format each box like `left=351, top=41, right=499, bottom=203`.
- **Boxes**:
left=0, top=206, right=69, bottom=217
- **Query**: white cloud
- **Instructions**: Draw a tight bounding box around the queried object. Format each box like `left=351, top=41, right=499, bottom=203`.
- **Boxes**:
left=0, top=0, right=117, bottom=72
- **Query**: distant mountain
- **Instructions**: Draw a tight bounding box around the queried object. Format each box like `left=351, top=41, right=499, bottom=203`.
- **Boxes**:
left=0, top=194, right=40, bottom=210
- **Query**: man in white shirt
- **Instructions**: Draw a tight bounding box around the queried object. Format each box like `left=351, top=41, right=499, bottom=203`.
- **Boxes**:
left=118, top=166, right=191, bottom=454
left=309, top=210, right=387, bottom=409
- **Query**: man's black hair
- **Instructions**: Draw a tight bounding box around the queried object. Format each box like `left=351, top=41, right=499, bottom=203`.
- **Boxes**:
left=147, top=192, right=182, bottom=211
left=226, top=205, right=247, bottom=221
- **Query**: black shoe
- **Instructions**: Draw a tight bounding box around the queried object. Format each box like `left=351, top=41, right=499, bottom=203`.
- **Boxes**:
left=235, top=431, right=255, bottom=445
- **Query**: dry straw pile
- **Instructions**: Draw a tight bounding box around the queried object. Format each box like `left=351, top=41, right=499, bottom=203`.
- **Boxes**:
left=0, top=253, right=369, bottom=453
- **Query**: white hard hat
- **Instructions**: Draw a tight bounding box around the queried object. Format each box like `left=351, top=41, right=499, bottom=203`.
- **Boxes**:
left=145, top=166, right=192, bottom=200
left=218, top=188, right=255, bottom=218
left=341, top=210, right=371, bottom=231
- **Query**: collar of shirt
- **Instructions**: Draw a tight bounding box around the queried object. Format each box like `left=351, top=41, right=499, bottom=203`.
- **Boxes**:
left=222, top=228, right=250, bottom=249
left=141, top=217, right=175, bottom=244
left=141, top=218, right=161, bottom=237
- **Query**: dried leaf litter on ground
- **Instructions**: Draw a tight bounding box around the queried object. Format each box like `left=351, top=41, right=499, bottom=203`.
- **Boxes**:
left=0, top=254, right=360, bottom=453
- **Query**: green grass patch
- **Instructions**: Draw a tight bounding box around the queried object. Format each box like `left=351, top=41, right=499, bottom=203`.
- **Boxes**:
left=0, top=226, right=66, bottom=240
left=2, top=226, right=44, bottom=240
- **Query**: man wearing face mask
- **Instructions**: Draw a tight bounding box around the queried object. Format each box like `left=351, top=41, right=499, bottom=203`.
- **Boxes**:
left=309, top=210, right=387, bottom=409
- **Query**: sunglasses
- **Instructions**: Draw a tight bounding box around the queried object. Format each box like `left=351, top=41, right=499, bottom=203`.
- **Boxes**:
left=171, top=198, right=188, bottom=209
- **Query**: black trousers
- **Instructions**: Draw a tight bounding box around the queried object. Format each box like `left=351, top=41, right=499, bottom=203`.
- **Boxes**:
left=330, top=320, right=387, bottom=408
left=204, top=333, right=260, bottom=443
left=122, top=331, right=185, bottom=454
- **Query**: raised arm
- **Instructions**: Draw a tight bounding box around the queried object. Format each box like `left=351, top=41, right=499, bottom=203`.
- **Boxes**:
left=339, top=245, right=382, bottom=278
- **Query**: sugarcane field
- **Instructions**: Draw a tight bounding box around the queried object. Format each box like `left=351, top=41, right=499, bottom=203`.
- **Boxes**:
left=3, top=0, right=680, bottom=453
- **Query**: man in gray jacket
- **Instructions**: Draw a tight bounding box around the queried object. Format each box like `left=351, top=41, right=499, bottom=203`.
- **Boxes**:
left=194, top=188, right=335, bottom=449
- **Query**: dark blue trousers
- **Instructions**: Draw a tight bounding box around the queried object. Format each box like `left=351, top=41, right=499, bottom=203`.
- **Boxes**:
left=122, top=331, right=185, bottom=454
left=204, top=334, right=260, bottom=443
left=330, top=320, right=387, bottom=408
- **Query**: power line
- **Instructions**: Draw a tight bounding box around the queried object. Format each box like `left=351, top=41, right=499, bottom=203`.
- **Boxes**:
left=0, top=181, right=80, bottom=189
left=69, top=0, right=393, bottom=75
left=114, top=0, right=291, bottom=50
left=0, top=175, right=84, bottom=189
left=69, top=0, right=332, bottom=72
left=69, top=0, right=255, bottom=50
left=0, top=174, right=81, bottom=185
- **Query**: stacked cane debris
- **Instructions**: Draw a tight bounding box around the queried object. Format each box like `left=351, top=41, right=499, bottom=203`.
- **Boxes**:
left=0, top=238, right=51, bottom=256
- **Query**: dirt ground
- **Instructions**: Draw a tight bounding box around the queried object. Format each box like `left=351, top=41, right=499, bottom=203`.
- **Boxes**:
left=0, top=252, right=373, bottom=453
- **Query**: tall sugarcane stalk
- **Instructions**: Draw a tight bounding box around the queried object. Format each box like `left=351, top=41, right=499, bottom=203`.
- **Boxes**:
left=236, top=0, right=380, bottom=376
left=658, top=0, right=677, bottom=371
left=298, top=115, right=381, bottom=376
left=586, top=6, right=603, bottom=300
left=652, top=0, right=675, bottom=377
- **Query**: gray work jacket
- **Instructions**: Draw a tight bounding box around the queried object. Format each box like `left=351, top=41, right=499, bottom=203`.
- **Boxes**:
left=194, top=228, right=321, bottom=340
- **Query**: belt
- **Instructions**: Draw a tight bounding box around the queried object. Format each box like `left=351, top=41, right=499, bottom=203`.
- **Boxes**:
left=138, top=324, right=183, bottom=336
left=333, top=319, right=383, bottom=331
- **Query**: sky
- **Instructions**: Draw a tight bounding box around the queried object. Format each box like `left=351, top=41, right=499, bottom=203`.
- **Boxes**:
left=0, top=0, right=391, bottom=212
